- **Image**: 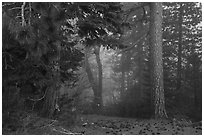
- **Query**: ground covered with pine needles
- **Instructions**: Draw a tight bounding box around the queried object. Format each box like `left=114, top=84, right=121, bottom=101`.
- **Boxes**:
left=3, top=112, right=202, bottom=135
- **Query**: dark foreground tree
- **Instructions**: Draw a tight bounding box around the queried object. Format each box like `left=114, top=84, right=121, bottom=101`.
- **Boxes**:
left=2, top=2, right=83, bottom=118
left=149, top=2, right=168, bottom=119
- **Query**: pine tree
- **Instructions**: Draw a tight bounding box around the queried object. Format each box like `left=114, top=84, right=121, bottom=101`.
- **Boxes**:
left=149, top=2, right=168, bottom=119
left=2, top=2, right=84, bottom=117
left=162, top=3, right=201, bottom=119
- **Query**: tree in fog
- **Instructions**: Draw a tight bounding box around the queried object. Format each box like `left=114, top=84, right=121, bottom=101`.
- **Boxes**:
left=163, top=2, right=202, bottom=119
left=149, top=3, right=168, bottom=118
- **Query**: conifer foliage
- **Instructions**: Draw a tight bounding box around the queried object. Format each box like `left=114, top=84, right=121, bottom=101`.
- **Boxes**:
left=2, top=2, right=84, bottom=117
left=2, top=2, right=123, bottom=118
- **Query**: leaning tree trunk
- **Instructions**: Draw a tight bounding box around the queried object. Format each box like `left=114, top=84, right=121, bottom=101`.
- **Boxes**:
left=177, top=3, right=183, bottom=90
left=41, top=41, right=61, bottom=118
left=94, top=46, right=103, bottom=110
left=84, top=47, right=100, bottom=112
left=41, top=85, right=58, bottom=117
left=149, top=2, right=168, bottom=119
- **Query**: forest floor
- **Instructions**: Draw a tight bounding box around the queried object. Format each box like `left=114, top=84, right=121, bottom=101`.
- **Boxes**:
left=3, top=113, right=202, bottom=135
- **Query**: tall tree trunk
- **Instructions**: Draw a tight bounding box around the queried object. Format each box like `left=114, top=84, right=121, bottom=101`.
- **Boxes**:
left=84, top=47, right=100, bottom=111
left=21, top=2, right=26, bottom=26
left=126, top=72, right=131, bottom=90
left=28, top=2, right=32, bottom=25
left=125, top=51, right=131, bottom=90
left=177, top=3, right=183, bottom=90
left=192, top=56, right=198, bottom=108
left=41, top=41, right=61, bottom=118
left=121, top=53, right=125, bottom=94
left=191, top=50, right=201, bottom=111
left=137, top=22, right=144, bottom=97
left=149, top=2, right=168, bottom=119
left=94, top=46, right=103, bottom=109
left=138, top=44, right=144, bottom=98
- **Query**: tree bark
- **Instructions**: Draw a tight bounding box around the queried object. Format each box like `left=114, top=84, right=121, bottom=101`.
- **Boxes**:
left=41, top=85, right=57, bottom=117
left=177, top=3, right=183, bottom=90
left=137, top=22, right=145, bottom=97
left=94, top=46, right=103, bottom=109
left=121, top=53, right=125, bottom=94
left=138, top=42, right=144, bottom=97
left=41, top=41, right=61, bottom=118
left=126, top=72, right=131, bottom=90
left=28, top=2, right=32, bottom=25
left=191, top=50, right=201, bottom=111
left=84, top=47, right=100, bottom=111
left=149, top=2, right=168, bottom=119
left=21, top=2, right=26, bottom=26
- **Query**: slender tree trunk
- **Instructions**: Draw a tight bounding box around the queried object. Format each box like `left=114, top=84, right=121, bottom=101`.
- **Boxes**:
left=121, top=71, right=125, bottom=92
left=21, top=2, right=26, bottom=26
left=192, top=59, right=198, bottom=108
left=137, top=22, right=144, bottom=97
left=138, top=45, right=144, bottom=97
left=121, top=53, right=125, bottom=94
left=191, top=51, right=200, bottom=110
left=149, top=2, right=168, bottom=119
left=177, top=3, right=183, bottom=90
left=126, top=72, right=131, bottom=90
left=125, top=51, right=131, bottom=90
left=28, top=2, right=32, bottom=25
left=94, top=46, right=103, bottom=109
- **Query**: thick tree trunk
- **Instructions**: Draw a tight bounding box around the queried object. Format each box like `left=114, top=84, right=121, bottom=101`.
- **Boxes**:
left=177, top=3, right=183, bottom=90
left=94, top=46, right=103, bottom=109
left=149, top=2, right=168, bottom=119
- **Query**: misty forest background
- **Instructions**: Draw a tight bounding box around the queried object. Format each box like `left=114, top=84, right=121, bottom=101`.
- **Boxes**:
left=2, top=2, right=202, bottom=134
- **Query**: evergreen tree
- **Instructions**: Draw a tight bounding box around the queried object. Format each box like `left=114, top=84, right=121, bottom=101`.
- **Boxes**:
left=2, top=2, right=84, bottom=117
left=162, top=2, right=201, bottom=119
left=149, top=2, right=167, bottom=119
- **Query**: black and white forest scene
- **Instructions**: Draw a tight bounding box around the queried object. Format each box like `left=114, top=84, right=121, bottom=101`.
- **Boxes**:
left=2, top=2, right=202, bottom=135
